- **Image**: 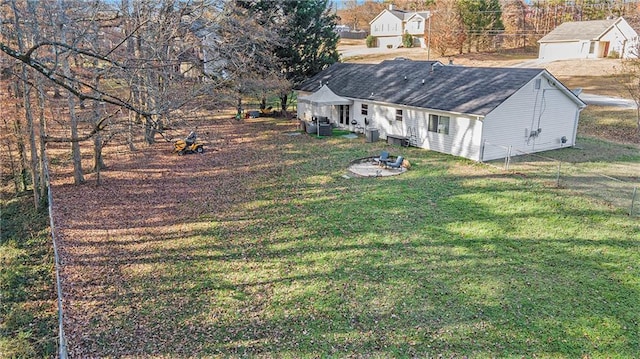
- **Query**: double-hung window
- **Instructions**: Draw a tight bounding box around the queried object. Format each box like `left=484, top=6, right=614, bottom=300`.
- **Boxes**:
left=428, top=114, right=450, bottom=135
left=395, top=109, right=403, bottom=121
left=361, top=104, right=368, bottom=116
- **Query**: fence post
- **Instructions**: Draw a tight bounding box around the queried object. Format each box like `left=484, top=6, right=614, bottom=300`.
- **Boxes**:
left=631, top=186, right=638, bottom=217
left=505, top=145, right=512, bottom=171
left=556, top=161, right=562, bottom=187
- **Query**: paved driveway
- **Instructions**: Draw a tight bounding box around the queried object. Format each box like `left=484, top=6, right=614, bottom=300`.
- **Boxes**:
left=578, top=93, right=637, bottom=109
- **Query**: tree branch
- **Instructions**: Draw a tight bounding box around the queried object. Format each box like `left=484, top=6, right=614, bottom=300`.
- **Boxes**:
left=1, top=41, right=153, bottom=117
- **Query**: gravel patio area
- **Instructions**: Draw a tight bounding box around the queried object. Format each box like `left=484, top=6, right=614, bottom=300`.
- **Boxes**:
left=347, top=157, right=407, bottom=177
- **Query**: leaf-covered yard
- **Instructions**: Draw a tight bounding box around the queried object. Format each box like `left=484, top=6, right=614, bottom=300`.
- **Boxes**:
left=50, top=115, right=639, bottom=358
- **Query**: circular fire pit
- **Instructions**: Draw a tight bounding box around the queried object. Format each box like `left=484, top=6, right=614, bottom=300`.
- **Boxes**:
left=347, top=157, right=407, bottom=177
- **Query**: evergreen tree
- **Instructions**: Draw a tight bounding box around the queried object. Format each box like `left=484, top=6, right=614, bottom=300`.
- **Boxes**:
left=238, top=0, right=340, bottom=112
left=458, top=0, right=504, bottom=52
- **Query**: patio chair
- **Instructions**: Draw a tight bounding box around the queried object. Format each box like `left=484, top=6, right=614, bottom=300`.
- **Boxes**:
left=385, top=156, right=404, bottom=169
left=373, top=151, right=390, bottom=166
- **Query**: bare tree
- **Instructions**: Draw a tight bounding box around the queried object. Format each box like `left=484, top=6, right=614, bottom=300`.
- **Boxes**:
left=1, top=0, right=290, bottom=198
left=618, top=43, right=640, bottom=137
left=7, top=0, right=46, bottom=204
left=428, top=0, right=465, bottom=56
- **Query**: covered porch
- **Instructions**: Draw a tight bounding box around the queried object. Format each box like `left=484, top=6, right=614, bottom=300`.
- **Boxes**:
left=297, top=85, right=353, bottom=136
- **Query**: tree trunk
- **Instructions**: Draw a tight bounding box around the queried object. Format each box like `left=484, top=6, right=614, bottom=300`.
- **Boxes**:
left=21, top=62, right=42, bottom=206
left=280, top=93, right=288, bottom=114
left=37, top=82, right=48, bottom=205
left=236, top=97, right=243, bottom=120
left=58, top=0, right=84, bottom=184
left=12, top=103, right=29, bottom=192
left=93, top=133, right=104, bottom=186
left=1, top=116, right=21, bottom=193
left=11, top=0, right=41, bottom=207
left=27, top=0, right=49, bottom=207
left=92, top=104, right=106, bottom=174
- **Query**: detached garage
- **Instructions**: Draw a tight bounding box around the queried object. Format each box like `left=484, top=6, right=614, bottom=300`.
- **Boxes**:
left=295, top=60, right=586, bottom=162
left=538, top=17, right=638, bottom=60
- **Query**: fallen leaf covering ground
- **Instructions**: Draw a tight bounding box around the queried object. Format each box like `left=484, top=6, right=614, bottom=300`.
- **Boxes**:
left=50, top=116, right=303, bottom=357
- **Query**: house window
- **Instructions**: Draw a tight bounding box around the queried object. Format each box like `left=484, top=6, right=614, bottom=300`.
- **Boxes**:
left=395, top=109, right=403, bottom=121
left=428, top=114, right=450, bottom=135
left=589, top=41, right=595, bottom=54
left=361, top=104, right=368, bottom=116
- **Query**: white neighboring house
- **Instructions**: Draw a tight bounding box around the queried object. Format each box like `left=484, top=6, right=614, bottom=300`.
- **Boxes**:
left=295, top=60, right=586, bottom=162
left=538, top=17, right=639, bottom=61
left=369, top=5, right=431, bottom=49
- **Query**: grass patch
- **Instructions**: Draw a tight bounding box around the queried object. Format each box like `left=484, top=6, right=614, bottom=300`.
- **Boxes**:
left=558, top=76, right=626, bottom=99
left=0, top=193, right=57, bottom=358
left=308, top=128, right=355, bottom=138
left=579, top=106, right=639, bottom=145
left=51, top=118, right=640, bottom=357
left=331, top=129, right=353, bottom=136
left=491, top=135, right=638, bottom=213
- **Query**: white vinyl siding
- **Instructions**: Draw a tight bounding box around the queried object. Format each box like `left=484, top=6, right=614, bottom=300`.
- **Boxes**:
left=370, top=10, right=405, bottom=48
left=601, top=19, right=639, bottom=58
left=370, top=11, right=403, bottom=37
left=481, top=75, right=580, bottom=161
left=369, top=104, right=482, bottom=161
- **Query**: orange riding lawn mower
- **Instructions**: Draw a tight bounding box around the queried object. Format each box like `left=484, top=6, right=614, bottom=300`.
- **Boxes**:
left=173, top=131, right=204, bottom=155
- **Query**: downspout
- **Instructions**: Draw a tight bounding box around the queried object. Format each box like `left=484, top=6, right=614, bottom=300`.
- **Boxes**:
left=477, top=115, right=485, bottom=162
left=571, top=107, right=583, bottom=147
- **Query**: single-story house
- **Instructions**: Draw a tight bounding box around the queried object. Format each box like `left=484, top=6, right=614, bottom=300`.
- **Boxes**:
left=369, top=4, right=431, bottom=48
left=538, top=17, right=638, bottom=61
left=295, top=60, right=586, bottom=162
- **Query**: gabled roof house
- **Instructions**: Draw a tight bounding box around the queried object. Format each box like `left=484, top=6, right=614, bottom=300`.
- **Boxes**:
left=295, top=60, right=586, bottom=162
left=369, top=5, right=431, bottom=48
left=538, top=17, right=638, bottom=60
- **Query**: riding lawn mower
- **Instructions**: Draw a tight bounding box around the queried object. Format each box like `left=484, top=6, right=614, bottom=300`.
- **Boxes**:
left=173, top=131, right=204, bottom=155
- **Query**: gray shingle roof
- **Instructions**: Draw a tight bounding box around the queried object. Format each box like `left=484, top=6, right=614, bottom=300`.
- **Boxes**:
left=538, top=19, right=616, bottom=42
left=295, top=60, right=546, bottom=116
left=384, top=9, right=431, bottom=21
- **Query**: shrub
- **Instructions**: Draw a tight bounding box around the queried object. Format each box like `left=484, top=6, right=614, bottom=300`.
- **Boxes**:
left=608, top=50, right=620, bottom=59
left=402, top=32, right=414, bottom=48
left=366, top=35, right=376, bottom=48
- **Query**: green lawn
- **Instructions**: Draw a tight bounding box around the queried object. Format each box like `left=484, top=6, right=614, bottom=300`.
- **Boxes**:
left=0, top=194, right=57, bottom=358
left=62, top=119, right=638, bottom=358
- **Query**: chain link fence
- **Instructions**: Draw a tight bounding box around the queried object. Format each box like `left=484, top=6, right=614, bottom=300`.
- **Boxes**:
left=484, top=142, right=639, bottom=217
